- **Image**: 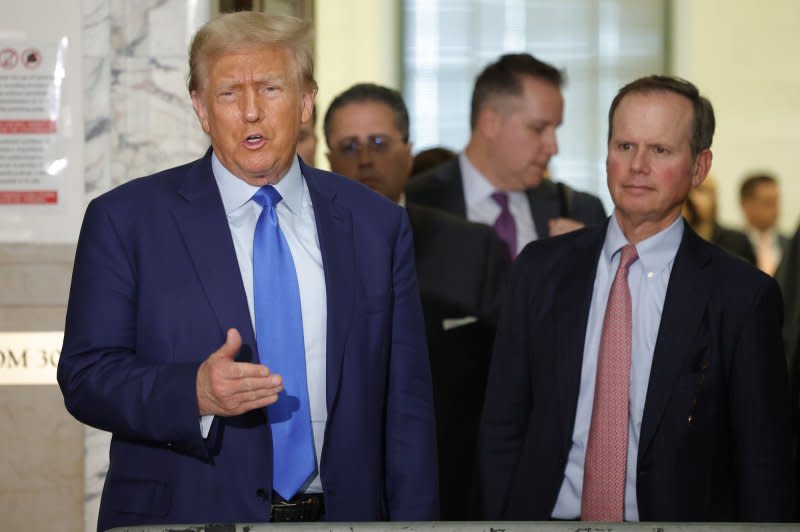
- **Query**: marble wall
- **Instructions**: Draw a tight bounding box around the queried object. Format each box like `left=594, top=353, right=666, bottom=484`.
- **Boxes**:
left=0, top=244, right=80, bottom=531
left=83, top=0, right=209, bottom=198
left=81, top=1, right=209, bottom=530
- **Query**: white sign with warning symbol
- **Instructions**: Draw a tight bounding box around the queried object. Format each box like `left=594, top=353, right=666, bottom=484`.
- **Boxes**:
left=0, top=38, right=67, bottom=206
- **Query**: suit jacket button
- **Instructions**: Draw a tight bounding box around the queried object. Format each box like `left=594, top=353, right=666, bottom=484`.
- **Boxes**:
left=256, top=488, right=268, bottom=501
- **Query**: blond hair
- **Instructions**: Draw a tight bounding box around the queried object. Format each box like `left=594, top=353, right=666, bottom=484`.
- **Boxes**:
left=188, top=11, right=317, bottom=94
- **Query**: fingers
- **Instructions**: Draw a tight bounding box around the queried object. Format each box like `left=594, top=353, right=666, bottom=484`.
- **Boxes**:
left=548, top=217, right=585, bottom=237
left=197, top=328, right=284, bottom=417
left=198, top=368, right=282, bottom=416
left=228, top=376, right=284, bottom=408
left=210, top=328, right=242, bottom=362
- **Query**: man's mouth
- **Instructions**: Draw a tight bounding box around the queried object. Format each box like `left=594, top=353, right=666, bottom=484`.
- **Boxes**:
left=244, top=134, right=265, bottom=147
left=358, top=175, right=381, bottom=188
left=624, top=183, right=653, bottom=193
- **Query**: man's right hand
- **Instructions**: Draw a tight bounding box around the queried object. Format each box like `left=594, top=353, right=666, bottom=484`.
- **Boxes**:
left=196, top=328, right=283, bottom=416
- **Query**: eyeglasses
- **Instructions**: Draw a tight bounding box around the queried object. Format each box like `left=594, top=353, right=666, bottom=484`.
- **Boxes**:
left=333, top=134, right=407, bottom=158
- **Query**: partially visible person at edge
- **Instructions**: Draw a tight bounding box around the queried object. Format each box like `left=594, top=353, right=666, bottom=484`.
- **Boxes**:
left=683, top=174, right=756, bottom=265
left=740, top=172, right=787, bottom=275
left=411, top=146, right=456, bottom=178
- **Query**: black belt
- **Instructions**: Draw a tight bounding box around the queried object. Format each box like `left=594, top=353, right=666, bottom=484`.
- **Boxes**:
left=271, top=492, right=325, bottom=522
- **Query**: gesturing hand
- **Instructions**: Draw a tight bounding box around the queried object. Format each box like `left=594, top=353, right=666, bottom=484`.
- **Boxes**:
left=196, top=328, right=283, bottom=416
left=548, top=216, right=585, bottom=237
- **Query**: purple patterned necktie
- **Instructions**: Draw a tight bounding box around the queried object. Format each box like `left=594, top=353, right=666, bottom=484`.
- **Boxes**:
left=491, top=191, right=517, bottom=261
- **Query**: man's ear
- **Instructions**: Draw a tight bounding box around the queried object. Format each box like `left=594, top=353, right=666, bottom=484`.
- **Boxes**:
left=690, top=149, right=713, bottom=188
left=191, top=91, right=210, bottom=135
left=300, top=90, right=314, bottom=124
left=402, top=141, right=414, bottom=174
left=477, top=105, right=502, bottom=140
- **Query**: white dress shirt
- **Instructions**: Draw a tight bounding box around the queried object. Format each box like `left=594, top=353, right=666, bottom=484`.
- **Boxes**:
left=459, top=153, right=538, bottom=253
left=205, top=152, right=328, bottom=493
left=746, top=226, right=784, bottom=275
left=551, top=214, right=683, bottom=521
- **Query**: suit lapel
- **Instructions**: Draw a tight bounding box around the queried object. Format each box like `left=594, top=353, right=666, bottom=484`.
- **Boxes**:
left=554, top=226, right=606, bottom=447
left=303, top=164, right=355, bottom=414
left=171, top=152, right=257, bottom=352
left=638, top=224, right=712, bottom=458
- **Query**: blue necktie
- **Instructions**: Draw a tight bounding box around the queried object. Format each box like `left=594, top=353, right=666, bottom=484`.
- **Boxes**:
left=252, top=185, right=316, bottom=500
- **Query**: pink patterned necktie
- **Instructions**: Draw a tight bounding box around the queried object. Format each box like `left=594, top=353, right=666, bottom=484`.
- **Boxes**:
left=581, top=243, right=639, bottom=521
left=491, top=191, right=517, bottom=261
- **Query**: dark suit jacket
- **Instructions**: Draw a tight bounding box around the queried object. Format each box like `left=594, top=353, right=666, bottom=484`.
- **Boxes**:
left=57, top=152, right=439, bottom=531
left=405, top=157, right=607, bottom=238
left=711, top=223, right=757, bottom=266
left=407, top=203, right=509, bottom=520
left=775, top=221, right=800, bottom=514
left=778, top=222, right=800, bottom=381
left=479, top=220, right=793, bottom=522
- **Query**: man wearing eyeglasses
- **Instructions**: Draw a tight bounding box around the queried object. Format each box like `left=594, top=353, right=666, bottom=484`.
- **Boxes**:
left=406, top=53, right=606, bottom=260
left=324, top=83, right=510, bottom=520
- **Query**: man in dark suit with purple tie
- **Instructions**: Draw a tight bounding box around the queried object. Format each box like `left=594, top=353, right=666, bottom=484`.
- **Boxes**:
left=58, top=11, right=438, bottom=531
left=406, top=53, right=607, bottom=257
left=479, top=75, right=793, bottom=522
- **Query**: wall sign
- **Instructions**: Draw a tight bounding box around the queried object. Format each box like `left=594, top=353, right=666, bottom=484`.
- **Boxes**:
left=0, top=331, right=63, bottom=385
left=0, top=38, right=67, bottom=206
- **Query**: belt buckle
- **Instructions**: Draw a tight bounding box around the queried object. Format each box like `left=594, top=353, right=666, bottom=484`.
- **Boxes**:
left=271, top=493, right=323, bottom=522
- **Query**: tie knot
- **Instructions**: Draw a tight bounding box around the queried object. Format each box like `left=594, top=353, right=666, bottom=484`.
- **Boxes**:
left=491, top=191, right=510, bottom=210
left=619, top=244, right=639, bottom=270
left=252, top=185, right=282, bottom=209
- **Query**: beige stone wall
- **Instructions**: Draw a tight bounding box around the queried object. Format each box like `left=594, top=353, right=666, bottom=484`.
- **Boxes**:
left=672, top=0, right=800, bottom=234
left=0, top=243, right=83, bottom=532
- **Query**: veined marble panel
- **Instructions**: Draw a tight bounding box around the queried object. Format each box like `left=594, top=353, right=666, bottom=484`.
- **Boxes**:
left=148, top=0, right=200, bottom=56
left=84, top=426, right=111, bottom=532
left=83, top=0, right=111, bottom=56
left=83, top=56, right=111, bottom=198
left=109, top=55, right=207, bottom=186
left=81, top=2, right=209, bottom=531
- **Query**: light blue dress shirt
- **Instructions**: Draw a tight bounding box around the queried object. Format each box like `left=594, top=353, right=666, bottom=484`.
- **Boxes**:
left=551, top=214, right=683, bottom=521
left=203, top=153, right=328, bottom=493
left=459, top=153, right=538, bottom=251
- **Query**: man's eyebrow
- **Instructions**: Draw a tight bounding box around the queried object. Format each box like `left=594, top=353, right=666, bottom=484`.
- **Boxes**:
left=214, top=74, right=286, bottom=89
left=254, top=74, right=286, bottom=84
left=214, top=79, right=241, bottom=91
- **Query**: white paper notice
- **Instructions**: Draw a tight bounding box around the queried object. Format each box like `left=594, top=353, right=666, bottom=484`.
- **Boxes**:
left=0, top=38, right=67, bottom=206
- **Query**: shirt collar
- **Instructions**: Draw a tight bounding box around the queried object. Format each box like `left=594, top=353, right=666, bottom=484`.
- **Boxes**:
left=603, top=214, right=684, bottom=273
left=746, top=226, right=777, bottom=241
left=460, top=152, right=496, bottom=209
left=212, top=152, right=305, bottom=216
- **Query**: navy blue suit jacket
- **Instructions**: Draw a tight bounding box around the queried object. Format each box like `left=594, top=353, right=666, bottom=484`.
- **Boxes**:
left=58, top=152, right=439, bottom=530
left=479, top=220, right=794, bottom=521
